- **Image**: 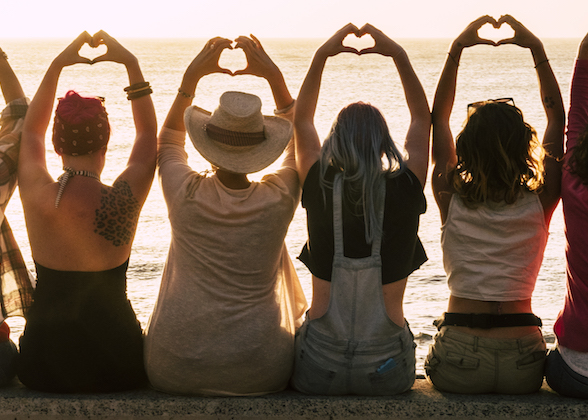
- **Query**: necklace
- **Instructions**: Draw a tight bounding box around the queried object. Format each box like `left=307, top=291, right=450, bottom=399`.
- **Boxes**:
left=54, top=166, right=101, bottom=208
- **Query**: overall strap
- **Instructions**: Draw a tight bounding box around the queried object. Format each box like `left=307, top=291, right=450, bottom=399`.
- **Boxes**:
left=370, top=176, right=386, bottom=257
left=332, top=174, right=387, bottom=258
left=333, top=174, right=344, bottom=258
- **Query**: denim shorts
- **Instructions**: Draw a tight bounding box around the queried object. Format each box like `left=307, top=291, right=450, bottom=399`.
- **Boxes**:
left=425, top=327, right=546, bottom=394
left=0, top=339, right=17, bottom=387
left=291, top=319, right=416, bottom=396
left=545, top=348, right=588, bottom=398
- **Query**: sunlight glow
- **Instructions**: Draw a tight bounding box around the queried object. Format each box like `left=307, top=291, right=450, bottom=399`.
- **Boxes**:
left=2, top=0, right=587, bottom=39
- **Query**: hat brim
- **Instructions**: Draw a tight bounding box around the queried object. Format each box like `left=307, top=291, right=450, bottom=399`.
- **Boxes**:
left=184, top=105, right=293, bottom=174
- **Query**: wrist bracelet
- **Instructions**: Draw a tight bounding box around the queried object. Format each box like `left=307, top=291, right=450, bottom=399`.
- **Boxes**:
left=124, top=81, right=152, bottom=100
left=534, top=59, right=549, bottom=69
left=127, top=87, right=153, bottom=100
left=274, top=99, right=295, bottom=115
left=124, top=81, right=150, bottom=92
left=447, top=52, right=459, bottom=66
left=178, top=88, right=195, bottom=99
left=126, top=85, right=152, bottom=95
left=0, top=51, right=7, bottom=61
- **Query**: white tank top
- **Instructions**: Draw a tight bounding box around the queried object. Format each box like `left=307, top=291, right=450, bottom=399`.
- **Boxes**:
left=441, top=192, right=548, bottom=301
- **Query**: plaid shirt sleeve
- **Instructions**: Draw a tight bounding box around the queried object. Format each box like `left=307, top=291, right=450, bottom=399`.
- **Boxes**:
left=0, top=97, right=34, bottom=322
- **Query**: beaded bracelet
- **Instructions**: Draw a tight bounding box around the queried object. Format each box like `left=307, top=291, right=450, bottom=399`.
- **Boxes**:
left=124, top=81, right=153, bottom=100
left=124, top=81, right=150, bottom=92
left=0, top=50, right=7, bottom=61
left=127, top=87, right=153, bottom=100
left=126, top=85, right=152, bottom=95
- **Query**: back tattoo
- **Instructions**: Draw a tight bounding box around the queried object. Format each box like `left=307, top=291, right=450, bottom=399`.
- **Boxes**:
left=94, top=180, right=140, bottom=246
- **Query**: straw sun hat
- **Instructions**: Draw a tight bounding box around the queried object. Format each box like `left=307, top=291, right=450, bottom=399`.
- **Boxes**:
left=184, top=91, right=293, bottom=174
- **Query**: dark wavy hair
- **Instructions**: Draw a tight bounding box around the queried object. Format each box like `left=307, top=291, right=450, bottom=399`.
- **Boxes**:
left=567, top=124, right=588, bottom=184
left=452, top=102, right=544, bottom=207
left=319, top=102, right=405, bottom=243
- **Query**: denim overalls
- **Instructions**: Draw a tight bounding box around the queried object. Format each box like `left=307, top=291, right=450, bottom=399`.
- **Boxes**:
left=291, top=174, right=416, bottom=395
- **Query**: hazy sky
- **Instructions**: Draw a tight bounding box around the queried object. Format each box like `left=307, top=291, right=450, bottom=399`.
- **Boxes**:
left=3, top=0, right=587, bottom=39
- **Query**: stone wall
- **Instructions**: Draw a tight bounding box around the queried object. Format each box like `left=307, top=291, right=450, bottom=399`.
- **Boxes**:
left=0, top=379, right=586, bottom=419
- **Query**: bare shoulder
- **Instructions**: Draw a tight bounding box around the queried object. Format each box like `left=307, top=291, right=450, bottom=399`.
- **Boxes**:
left=94, top=179, right=141, bottom=247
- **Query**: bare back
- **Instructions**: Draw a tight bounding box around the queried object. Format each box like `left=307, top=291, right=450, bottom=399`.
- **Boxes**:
left=22, top=175, right=144, bottom=271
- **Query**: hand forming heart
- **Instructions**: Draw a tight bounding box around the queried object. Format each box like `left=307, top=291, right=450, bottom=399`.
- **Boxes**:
left=455, top=15, right=539, bottom=49
left=54, top=30, right=138, bottom=68
left=198, top=35, right=282, bottom=78
left=315, top=23, right=405, bottom=59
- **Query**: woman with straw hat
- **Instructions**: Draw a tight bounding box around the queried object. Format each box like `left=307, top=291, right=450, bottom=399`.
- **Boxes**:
left=144, top=35, right=307, bottom=396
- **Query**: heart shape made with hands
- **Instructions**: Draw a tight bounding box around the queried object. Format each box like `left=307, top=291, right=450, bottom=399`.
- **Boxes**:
left=79, top=43, right=108, bottom=62
left=217, top=46, right=248, bottom=74
left=478, top=21, right=515, bottom=43
left=343, top=33, right=375, bottom=51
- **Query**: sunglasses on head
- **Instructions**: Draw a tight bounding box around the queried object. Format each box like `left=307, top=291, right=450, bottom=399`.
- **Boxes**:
left=57, top=96, right=105, bottom=103
left=467, top=97, right=515, bottom=113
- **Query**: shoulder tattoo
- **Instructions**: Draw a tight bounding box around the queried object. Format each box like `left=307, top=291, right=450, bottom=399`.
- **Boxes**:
left=94, top=179, right=140, bottom=247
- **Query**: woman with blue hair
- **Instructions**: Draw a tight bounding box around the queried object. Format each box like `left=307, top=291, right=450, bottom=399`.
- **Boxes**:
left=291, top=23, right=430, bottom=395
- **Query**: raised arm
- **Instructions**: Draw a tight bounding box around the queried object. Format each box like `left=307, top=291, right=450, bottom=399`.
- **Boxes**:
left=431, top=16, right=497, bottom=221
left=566, top=32, right=588, bottom=153
left=359, top=24, right=431, bottom=187
left=498, top=15, right=565, bottom=221
left=162, top=37, right=232, bottom=134
left=0, top=47, right=27, bottom=205
left=234, top=35, right=293, bottom=112
left=234, top=35, right=295, bottom=167
left=92, top=31, right=157, bottom=200
left=0, top=49, right=25, bottom=103
left=157, top=38, right=232, bottom=195
left=294, top=23, right=359, bottom=185
left=18, top=32, right=92, bottom=195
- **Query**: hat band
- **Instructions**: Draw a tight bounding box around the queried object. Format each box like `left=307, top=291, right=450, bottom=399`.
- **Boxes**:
left=205, top=123, right=265, bottom=146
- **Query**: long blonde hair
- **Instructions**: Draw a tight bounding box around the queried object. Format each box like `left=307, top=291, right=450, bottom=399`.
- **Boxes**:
left=319, top=102, right=405, bottom=243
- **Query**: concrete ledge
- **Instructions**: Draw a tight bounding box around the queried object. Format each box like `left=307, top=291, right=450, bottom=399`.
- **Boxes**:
left=0, top=379, right=586, bottom=419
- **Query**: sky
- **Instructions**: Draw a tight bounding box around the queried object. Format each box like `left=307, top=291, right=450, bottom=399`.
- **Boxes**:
left=2, top=0, right=587, bottom=39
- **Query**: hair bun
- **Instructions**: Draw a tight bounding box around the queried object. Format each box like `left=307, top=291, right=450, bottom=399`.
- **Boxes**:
left=56, top=90, right=105, bottom=125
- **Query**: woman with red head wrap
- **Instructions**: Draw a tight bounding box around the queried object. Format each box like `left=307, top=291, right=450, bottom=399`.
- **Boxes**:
left=52, top=90, right=110, bottom=157
left=16, top=31, right=157, bottom=392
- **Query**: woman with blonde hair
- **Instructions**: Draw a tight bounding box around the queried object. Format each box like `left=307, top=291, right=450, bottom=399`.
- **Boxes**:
left=425, top=15, right=564, bottom=394
left=291, top=23, right=430, bottom=395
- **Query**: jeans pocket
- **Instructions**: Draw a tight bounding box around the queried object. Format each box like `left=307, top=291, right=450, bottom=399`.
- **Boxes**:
left=516, top=350, right=546, bottom=370
left=292, top=349, right=336, bottom=395
left=445, top=351, right=480, bottom=369
left=368, top=357, right=414, bottom=395
left=424, top=347, right=440, bottom=376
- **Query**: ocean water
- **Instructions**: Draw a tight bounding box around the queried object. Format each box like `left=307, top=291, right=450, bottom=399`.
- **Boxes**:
left=1, top=37, right=578, bottom=375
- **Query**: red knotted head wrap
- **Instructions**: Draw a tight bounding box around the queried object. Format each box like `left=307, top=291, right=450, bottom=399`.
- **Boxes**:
left=52, top=91, right=110, bottom=156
